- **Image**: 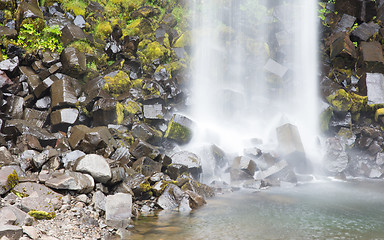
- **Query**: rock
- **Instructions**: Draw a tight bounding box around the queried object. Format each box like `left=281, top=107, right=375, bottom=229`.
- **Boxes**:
left=41, top=51, right=60, bottom=67
left=62, top=150, right=86, bottom=168
left=32, top=151, right=49, bottom=169
left=334, top=14, right=356, bottom=33
left=365, top=73, right=384, bottom=104
left=19, top=66, right=42, bottom=98
left=73, top=15, right=86, bottom=29
left=323, top=138, right=349, bottom=173
left=0, top=167, right=18, bottom=195
left=131, top=123, right=163, bottom=146
left=351, top=22, right=380, bottom=41
left=0, top=225, right=23, bottom=239
left=0, top=206, right=27, bottom=226
left=22, top=226, right=39, bottom=240
left=50, top=78, right=78, bottom=108
left=166, top=164, right=188, bottom=180
left=105, top=193, right=132, bottom=228
left=61, top=24, right=87, bottom=45
left=45, top=171, right=94, bottom=193
left=164, top=114, right=193, bottom=145
left=0, top=147, right=14, bottom=166
left=367, top=141, right=382, bottom=156
left=60, top=47, right=86, bottom=78
left=369, top=168, right=383, bottom=178
left=15, top=1, right=43, bottom=30
left=131, top=6, right=160, bottom=19
left=171, top=151, right=202, bottom=179
left=330, top=32, right=357, bottom=60
left=92, top=191, right=106, bottom=211
left=359, top=41, right=384, bottom=73
left=5, top=95, right=24, bottom=119
left=0, top=57, right=19, bottom=75
left=264, top=58, right=288, bottom=78
left=50, top=108, right=79, bottom=130
left=110, top=147, right=131, bottom=165
left=35, top=96, right=51, bottom=109
left=132, top=157, right=162, bottom=177
left=143, top=104, right=165, bottom=120
left=0, top=26, right=17, bottom=38
left=73, top=154, right=112, bottom=184
left=68, top=125, right=90, bottom=149
left=0, top=70, right=12, bottom=88
left=92, top=98, right=117, bottom=126
left=157, top=184, right=188, bottom=211
left=232, top=156, right=257, bottom=176
left=129, top=139, right=160, bottom=160
left=276, top=123, right=311, bottom=173
left=376, top=152, right=384, bottom=165
left=23, top=108, right=49, bottom=128
left=257, top=160, right=297, bottom=186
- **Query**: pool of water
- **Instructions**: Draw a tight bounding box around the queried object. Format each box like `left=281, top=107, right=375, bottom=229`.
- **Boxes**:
left=130, top=180, right=384, bottom=240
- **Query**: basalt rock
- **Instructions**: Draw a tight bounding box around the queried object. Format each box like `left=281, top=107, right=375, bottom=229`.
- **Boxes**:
left=143, top=103, right=165, bottom=120
left=51, top=108, right=79, bottom=131
left=61, top=24, right=87, bottom=45
left=0, top=167, right=18, bottom=195
left=73, top=154, right=112, bottom=184
left=130, top=139, right=160, bottom=160
left=171, top=151, right=202, bottom=180
left=132, top=157, right=162, bottom=177
left=164, top=114, right=193, bottom=145
left=50, top=77, right=78, bottom=109
left=365, top=73, right=384, bottom=104
left=15, top=1, right=44, bottom=31
left=131, top=123, right=163, bottom=146
left=351, top=22, right=380, bottom=42
left=45, top=171, right=94, bottom=193
left=18, top=66, right=42, bottom=98
left=5, top=95, right=24, bottom=119
left=359, top=41, right=384, bottom=73
left=256, top=160, right=297, bottom=186
left=323, top=137, right=349, bottom=174
left=60, top=47, right=86, bottom=78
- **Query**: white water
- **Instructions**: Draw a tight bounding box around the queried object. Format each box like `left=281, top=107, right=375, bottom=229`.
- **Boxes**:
left=189, top=0, right=319, bottom=182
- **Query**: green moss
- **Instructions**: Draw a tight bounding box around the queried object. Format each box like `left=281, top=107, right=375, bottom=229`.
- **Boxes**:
left=103, top=71, right=132, bottom=95
left=375, top=108, right=384, bottom=121
left=320, top=106, right=333, bottom=132
left=115, top=100, right=142, bottom=124
left=173, top=32, right=191, bottom=48
left=68, top=40, right=94, bottom=54
left=140, top=181, right=152, bottom=192
left=61, top=0, right=87, bottom=16
left=326, top=89, right=367, bottom=113
left=95, top=21, right=113, bottom=40
left=6, top=170, right=19, bottom=190
left=142, top=82, right=161, bottom=96
left=12, top=190, right=29, bottom=198
left=164, top=116, right=192, bottom=144
left=28, top=210, right=55, bottom=220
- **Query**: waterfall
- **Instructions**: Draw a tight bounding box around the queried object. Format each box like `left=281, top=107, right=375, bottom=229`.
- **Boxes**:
left=189, top=0, right=319, bottom=183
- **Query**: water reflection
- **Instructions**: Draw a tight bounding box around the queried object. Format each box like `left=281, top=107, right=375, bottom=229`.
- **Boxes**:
left=130, top=180, right=384, bottom=240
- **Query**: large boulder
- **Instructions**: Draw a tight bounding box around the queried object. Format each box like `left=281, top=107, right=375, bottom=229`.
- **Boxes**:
left=73, top=154, right=112, bottom=184
left=129, top=139, right=160, bottom=160
left=164, top=114, right=193, bottom=145
left=157, top=184, right=189, bottom=211
left=45, top=171, right=94, bottom=193
left=60, top=47, right=86, bottom=78
left=105, top=193, right=132, bottom=228
left=0, top=167, right=18, bottom=195
left=323, top=137, right=349, bottom=174
left=171, top=151, right=202, bottom=180
left=132, top=157, right=162, bottom=177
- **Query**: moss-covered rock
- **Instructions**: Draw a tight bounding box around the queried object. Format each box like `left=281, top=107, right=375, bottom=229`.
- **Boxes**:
left=326, top=89, right=367, bottom=113
left=164, top=114, right=193, bottom=145
left=320, top=106, right=334, bottom=132
left=103, top=70, right=132, bottom=96
left=28, top=210, right=55, bottom=220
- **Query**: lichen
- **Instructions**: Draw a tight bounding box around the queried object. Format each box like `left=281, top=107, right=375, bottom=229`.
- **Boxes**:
left=28, top=210, right=55, bottom=220
left=164, top=116, right=192, bottom=144
left=139, top=181, right=152, bottom=194
left=95, top=21, right=113, bottom=40
left=6, top=170, right=19, bottom=190
left=375, top=108, right=384, bottom=121
left=12, top=190, right=29, bottom=198
left=115, top=100, right=142, bottom=124
left=103, top=70, right=132, bottom=95
left=326, top=89, right=367, bottom=113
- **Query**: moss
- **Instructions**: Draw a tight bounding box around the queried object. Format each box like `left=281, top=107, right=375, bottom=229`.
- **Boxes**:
left=6, top=170, right=19, bottom=190
left=12, top=190, right=29, bottom=198
left=68, top=40, right=94, bottom=54
left=164, top=116, right=192, bottom=144
left=115, top=100, right=142, bottom=124
left=116, top=102, right=125, bottom=124
left=173, top=31, right=191, bottom=48
left=21, top=18, right=46, bottom=32
left=142, top=82, right=161, bottom=96
left=95, top=21, right=113, bottom=40
left=103, top=70, right=132, bottom=95
left=123, top=18, right=143, bottom=36
left=61, top=0, right=87, bottom=16
left=375, top=108, right=384, bottom=121
left=28, top=210, right=55, bottom=220
left=326, top=89, right=366, bottom=113
left=320, top=106, right=333, bottom=132
left=140, top=181, right=152, bottom=192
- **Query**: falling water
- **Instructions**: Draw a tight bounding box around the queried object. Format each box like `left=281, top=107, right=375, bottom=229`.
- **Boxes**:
left=189, top=0, right=319, bottom=182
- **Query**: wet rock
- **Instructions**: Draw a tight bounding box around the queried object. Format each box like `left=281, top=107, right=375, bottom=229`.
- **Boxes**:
left=0, top=167, right=18, bottom=195
left=177, top=174, right=215, bottom=199
left=365, top=73, right=384, bottom=104
left=359, top=41, right=384, bottom=73
left=132, top=123, right=163, bottom=146
left=0, top=225, right=23, bottom=239
left=0, top=70, right=12, bottom=88
left=110, top=147, right=131, bottom=165
left=0, top=26, right=17, bottom=38
left=334, top=14, right=356, bottom=33
left=132, top=157, right=162, bottom=177
left=35, top=96, right=51, bottom=110
left=351, top=22, right=380, bottom=41
left=50, top=78, right=78, bottom=108
left=48, top=62, right=62, bottom=75
left=367, top=141, right=382, bottom=156
left=23, top=108, right=49, bottom=128
left=164, top=114, right=193, bottom=145
left=171, top=151, right=202, bottom=180
left=329, top=112, right=352, bottom=129
left=264, top=58, right=288, bottom=78
left=157, top=184, right=188, bottom=211
left=61, top=24, right=87, bottom=46
left=50, top=108, right=79, bottom=131
left=330, top=32, right=357, bottom=59
left=73, top=15, right=86, bottom=29
left=60, top=47, right=86, bottom=78
left=166, top=164, right=188, bottom=180
left=15, top=1, right=44, bottom=30
left=68, top=125, right=90, bottom=149
left=19, top=66, right=42, bottom=97
left=3, top=119, right=56, bottom=146
left=5, top=95, right=24, bottom=119
left=7, top=44, right=25, bottom=59
left=232, top=156, right=257, bottom=176
left=143, top=104, right=165, bottom=120
left=131, top=6, right=160, bottom=19
left=376, top=152, right=384, bottom=165
left=45, top=171, right=94, bottom=193
left=0, top=57, right=19, bottom=75
left=74, top=154, right=112, bottom=184
left=130, top=139, right=160, bottom=160
left=323, top=137, right=349, bottom=173
left=105, top=41, right=121, bottom=59
left=105, top=193, right=132, bottom=228
left=256, top=160, right=297, bottom=186
left=41, top=51, right=60, bottom=67
left=276, top=123, right=310, bottom=173
left=92, top=98, right=117, bottom=126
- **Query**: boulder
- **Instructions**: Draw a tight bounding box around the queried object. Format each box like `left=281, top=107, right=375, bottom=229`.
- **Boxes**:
left=359, top=41, right=384, bottom=73
left=171, top=151, right=202, bottom=179
left=166, top=164, right=188, bottom=180
left=0, top=25, right=17, bottom=38
left=132, top=157, right=162, bottom=177
left=105, top=193, right=132, bottom=228
left=5, top=95, right=24, bottom=119
left=60, top=47, right=86, bottom=78
left=130, top=139, right=160, bottom=160
left=351, top=22, right=380, bottom=41
left=41, top=51, right=60, bottom=67
left=0, top=167, right=18, bottom=195
left=50, top=78, right=78, bottom=108
left=0, top=225, right=23, bottom=239
left=0, top=70, right=12, bottom=88
left=164, top=114, right=193, bottom=145
left=45, top=171, right=94, bottom=193
left=18, top=66, right=42, bottom=98
left=61, top=24, right=87, bottom=45
left=0, top=206, right=27, bottom=226
left=143, top=104, right=165, bottom=120
left=131, top=123, right=163, bottom=145
left=256, top=160, right=297, bottom=186
left=264, top=58, right=288, bottom=78
left=15, top=1, right=44, bottom=30
left=323, top=137, right=349, bottom=173
left=365, top=73, right=384, bottom=104
left=73, top=154, right=112, bottom=184
left=92, top=191, right=106, bottom=211
left=61, top=150, right=85, bottom=168
left=232, top=156, right=257, bottom=176
left=0, top=56, right=19, bottom=75
left=92, top=98, right=117, bottom=126
left=334, top=14, right=356, bottom=33
left=330, top=32, right=357, bottom=60
left=23, top=108, right=49, bottom=128
left=50, top=108, right=79, bottom=131
left=0, top=147, right=14, bottom=166
left=157, top=184, right=188, bottom=211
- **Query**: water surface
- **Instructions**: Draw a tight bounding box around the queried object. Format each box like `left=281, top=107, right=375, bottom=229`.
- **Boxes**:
left=130, top=180, right=384, bottom=240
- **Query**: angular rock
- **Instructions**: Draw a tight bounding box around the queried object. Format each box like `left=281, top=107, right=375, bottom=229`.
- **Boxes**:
left=92, top=98, right=117, bottom=126
left=5, top=95, right=24, bottom=119
left=68, top=125, right=90, bottom=149
left=0, top=70, right=12, bottom=88
left=164, top=114, right=193, bottom=145
left=131, top=123, right=162, bottom=146
left=35, top=96, right=51, bottom=109
left=366, top=73, right=384, bottom=104
left=0, top=167, right=18, bottom=195
left=166, top=164, right=188, bottom=180
left=157, top=184, right=188, bottom=211
left=232, top=156, right=257, bottom=176
left=50, top=108, right=79, bottom=129
left=45, top=171, right=94, bottom=193
left=74, top=154, right=112, bottom=184
left=171, top=151, right=202, bottom=179
left=23, top=108, right=49, bottom=128
left=50, top=78, right=78, bottom=108
left=61, top=150, right=85, bottom=168
left=0, top=146, right=14, bottom=166
left=92, top=191, right=106, bottom=211
left=264, top=58, right=288, bottom=78
left=60, top=47, right=86, bottom=78
left=41, top=51, right=60, bottom=67
left=0, top=56, right=19, bottom=75
left=105, top=193, right=132, bottom=228
left=334, top=14, right=356, bottom=33
left=323, top=137, right=349, bottom=173
left=0, top=206, right=27, bottom=226
left=360, top=41, right=384, bottom=73
left=351, top=22, right=380, bottom=41
left=19, top=66, right=42, bottom=97
left=132, top=157, right=162, bottom=177
left=110, top=147, right=131, bottom=165
left=256, top=160, right=297, bottom=186
left=61, top=24, right=86, bottom=45
left=129, top=139, right=160, bottom=160
left=0, top=225, right=23, bottom=239
left=15, top=1, right=43, bottom=30
left=330, top=32, right=357, bottom=59
left=143, top=104, right=165, bottom=120
left=0, top=26, right=17, bottom=38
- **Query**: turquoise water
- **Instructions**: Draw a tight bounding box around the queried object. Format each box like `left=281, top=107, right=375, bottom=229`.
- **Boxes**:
left=130, top=180, right=384, bottom=240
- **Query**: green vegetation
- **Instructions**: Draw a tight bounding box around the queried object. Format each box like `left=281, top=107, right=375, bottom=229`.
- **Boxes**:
left=103, top=71, right=132, bottom=95
left=28, top=210, right=56, bottom=220
left=16, top=23, right=63, bottom=53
